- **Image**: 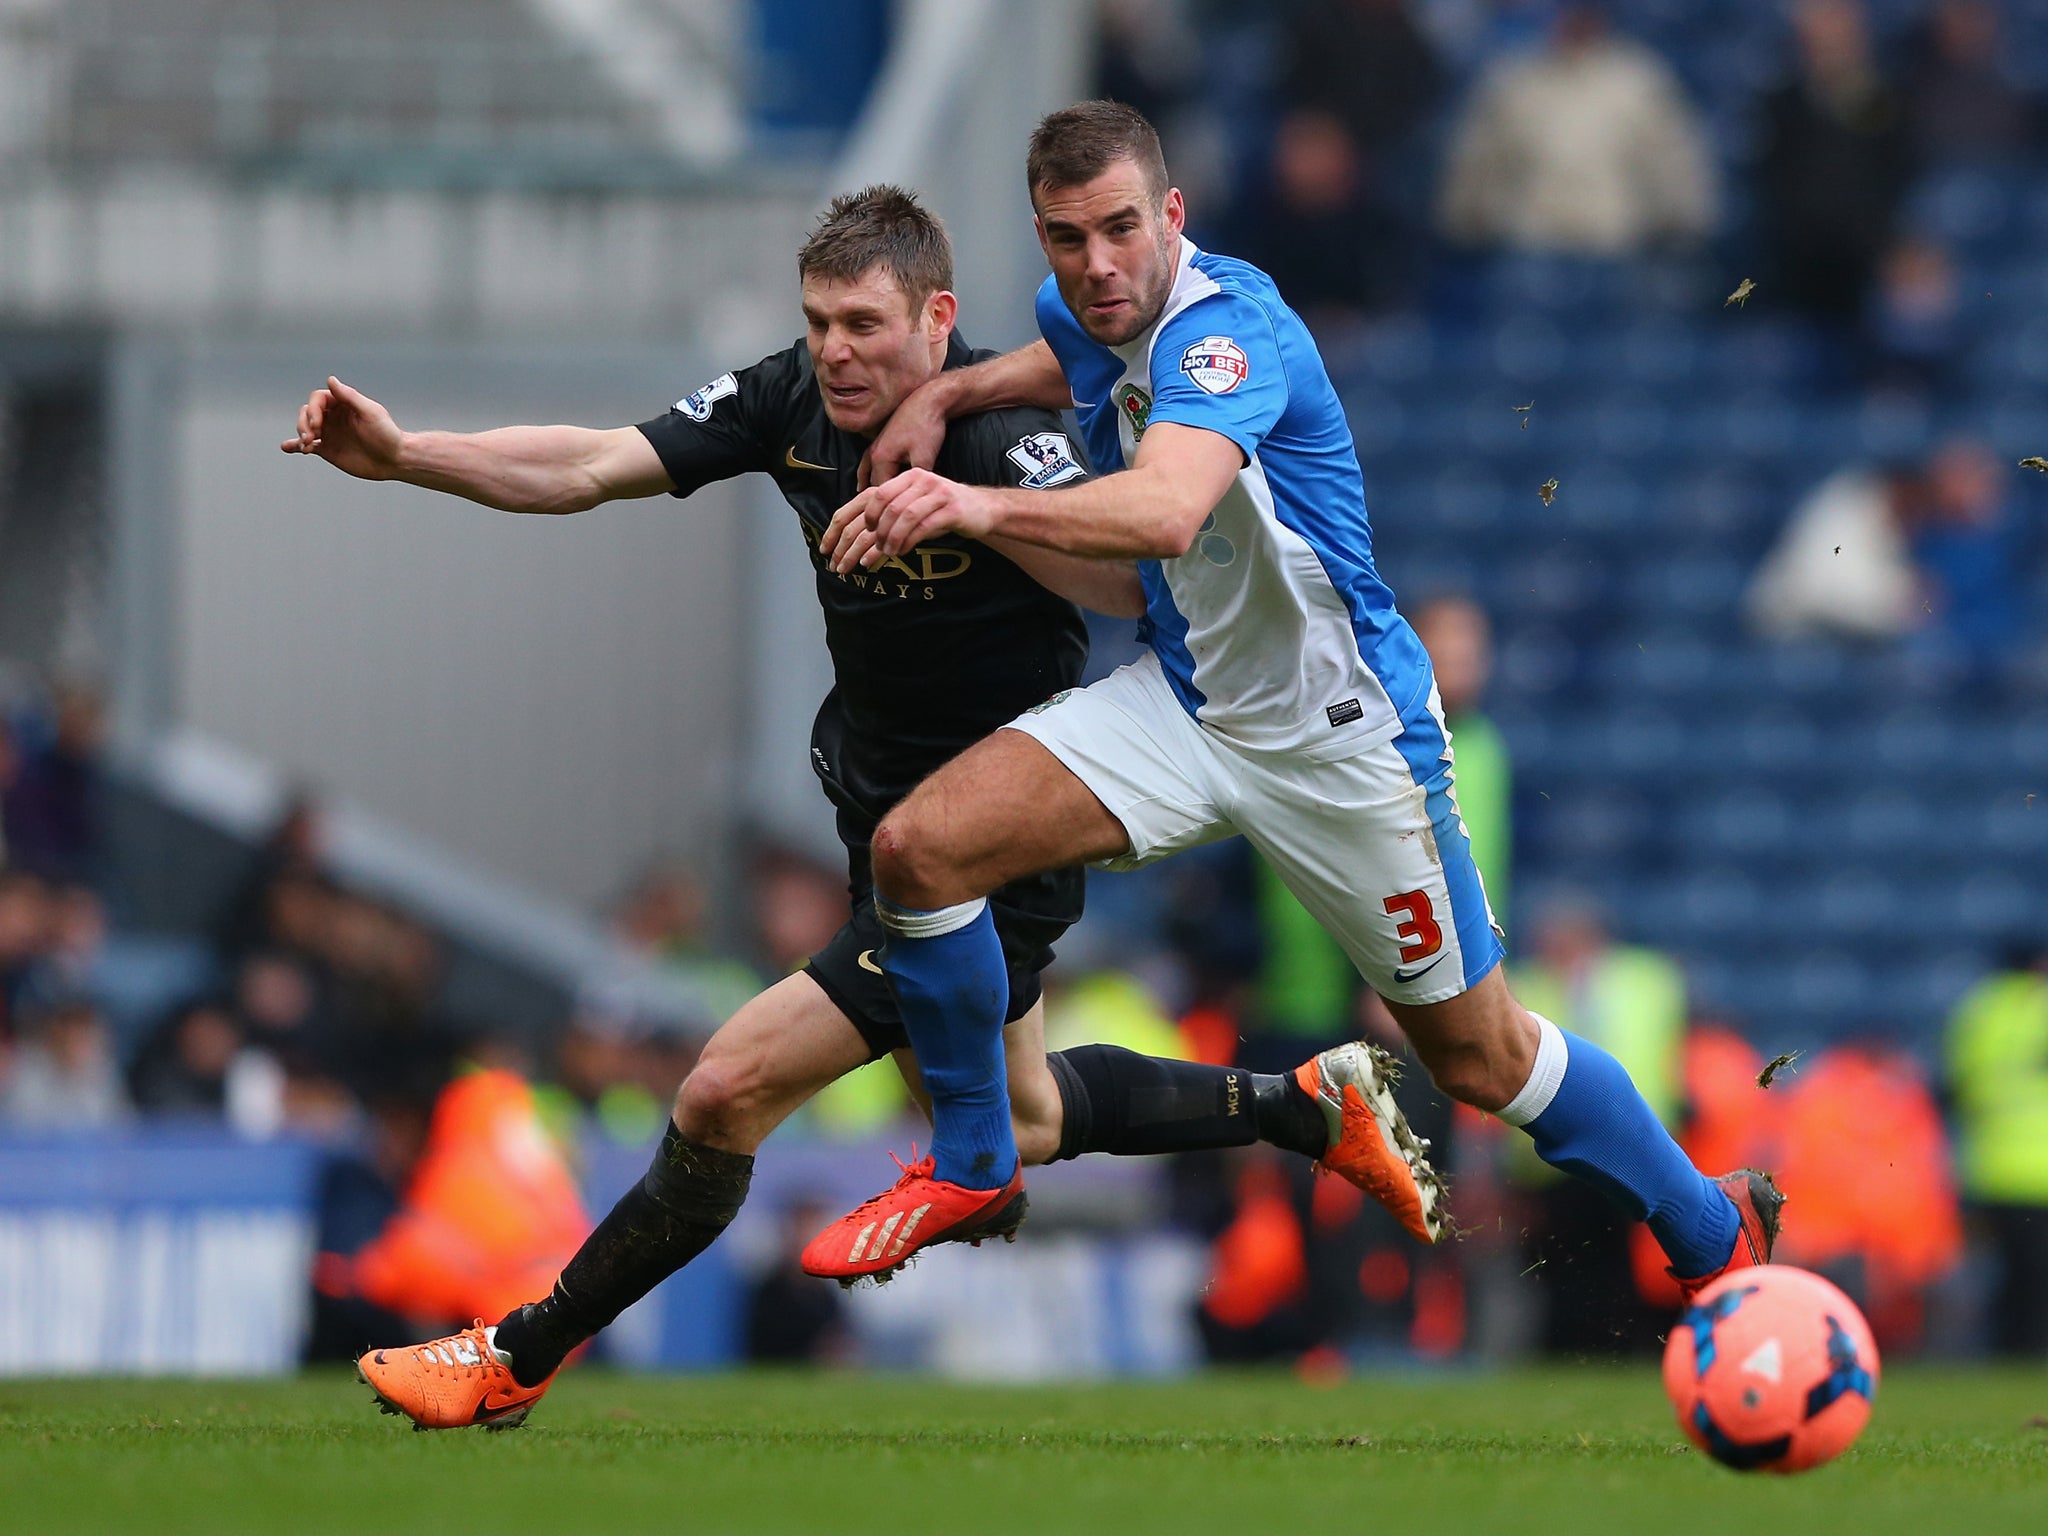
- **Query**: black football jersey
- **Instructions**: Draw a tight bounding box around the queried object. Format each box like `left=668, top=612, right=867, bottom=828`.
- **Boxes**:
left=637, top=334, right=1092, bottom=859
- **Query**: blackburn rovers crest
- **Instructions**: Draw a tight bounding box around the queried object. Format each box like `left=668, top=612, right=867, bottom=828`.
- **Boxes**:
left=1115, top=382, right=1152, bottom=440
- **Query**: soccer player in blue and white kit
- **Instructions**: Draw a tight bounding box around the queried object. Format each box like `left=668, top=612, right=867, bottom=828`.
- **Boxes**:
left=811, top=101, right=1780, bottom=1296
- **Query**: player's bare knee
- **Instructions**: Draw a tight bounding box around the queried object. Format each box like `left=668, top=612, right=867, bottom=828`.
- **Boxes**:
left=870, top=809, right=958, bottom=909
left=1011, top=1104, right=1063, bottom=1166
left=674, top=1053, right=770, bottom=1141
left=1416, top=1039, right=1518, bottom=1114
left=867, top=814, right=915, bottom=893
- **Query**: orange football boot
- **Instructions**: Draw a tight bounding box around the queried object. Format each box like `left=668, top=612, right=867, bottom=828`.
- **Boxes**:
left=1672, top=1169, right=1785, bottom=1305
left=802, top=1149, right=1028, bottom=1286
left=1295, top=1041, right=1447, bottom=1244
left=357, top=1321, right=552, bottom=1431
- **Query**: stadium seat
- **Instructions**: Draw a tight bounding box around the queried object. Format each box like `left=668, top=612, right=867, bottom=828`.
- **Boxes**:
left=1664, top=469, right=1780, bottom=541
left=1331, top=224, right=2048, bottom=1045
left=1678, top=791, right=1798, bottom=866
left=1971, top=797, right=2048, bottom=859
left=1977, top=319, right=2048, bottom=389
left=1780, top=952, right=1881, bottom=1033
left=1809, top=875, right=1915, bottom=945
left=1521, top=790, right=1656, bottom=865
left=1870, top=708, right=1961, bottom=773
left=1491, top=630, right=1578, bottom=702
left=1668, top=869, right=1771, bottom=943
left=1953, top=873, right=2035, bottom=938
left=1905, top=166, right=2021, bottom=253
left=1755, top=641, right=1852, bottom=698
left=1339, top=387, right=1408, bottom=456
left=1593, top=707, right=1697, bottom=781
left=1701, top=390, right=1802, bottom=462
left=1586, top=631, right=1720, bottom=701
left=1997, top=719, right=2048, bottom=777
left=1979, top=392, right=2048, bottom=460
left=1618, top=557, right=1750, bottom=624
left=1354, top=315, right=1435, bottom=385
left=1486, top=255, right=1622, bottom=322
left=2022, top=175, right=2048, bottom=243
left=1836, top=791, right=1938, bottom=859
left=1852, top=393, right=1936, bottom=460
left=1588, top=398, right=1678, bottom=464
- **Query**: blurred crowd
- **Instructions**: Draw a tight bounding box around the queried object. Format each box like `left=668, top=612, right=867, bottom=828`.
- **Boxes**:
left=0, top=751, right=462, bottom=1142
left=1746, top=433, right=2024, bottom=668
left=1107, top=0, right=2048, bottom=683
left=1112, top=0, right=2043, bottom=353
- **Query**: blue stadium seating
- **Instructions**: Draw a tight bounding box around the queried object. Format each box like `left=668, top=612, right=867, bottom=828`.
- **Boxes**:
left=1341, top=170, right=2048, bottom=1046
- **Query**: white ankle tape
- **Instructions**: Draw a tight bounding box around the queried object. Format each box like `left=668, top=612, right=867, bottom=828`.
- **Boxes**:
left=875, top=895, right=988, bottom=940
left=1497, top=1014, right=1568, bottom=1127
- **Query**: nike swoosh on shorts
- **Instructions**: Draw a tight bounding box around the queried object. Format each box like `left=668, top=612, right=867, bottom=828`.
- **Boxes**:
left=1392, top=953, right=1449, bottom=985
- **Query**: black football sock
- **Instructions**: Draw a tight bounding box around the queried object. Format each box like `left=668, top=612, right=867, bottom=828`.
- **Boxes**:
left=1254, top=1070, right=1330, bottom=1161
left=1046, top=1045, right=1324, bottom=1162
left=493, top=1121, right=752, bottom=1387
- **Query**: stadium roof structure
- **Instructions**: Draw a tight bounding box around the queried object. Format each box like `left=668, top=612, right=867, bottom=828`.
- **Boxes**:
left=2, top=0, right=754, bottom=187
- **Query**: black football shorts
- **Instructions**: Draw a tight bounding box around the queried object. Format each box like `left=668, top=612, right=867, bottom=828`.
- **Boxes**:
left=804, top=874, right=1075, bottom=1060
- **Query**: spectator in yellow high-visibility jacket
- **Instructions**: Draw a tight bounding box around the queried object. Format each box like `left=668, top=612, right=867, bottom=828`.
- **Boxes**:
left=1253, top=594, right=1512, bottom=1041
left=1945, top=944, right=2048, bottom=1357
left=1508, top=895, right=1687, bottom=1354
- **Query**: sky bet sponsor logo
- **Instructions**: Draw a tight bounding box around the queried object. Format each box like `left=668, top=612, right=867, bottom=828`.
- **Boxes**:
left=1180, top=336, right=1248, bottom=395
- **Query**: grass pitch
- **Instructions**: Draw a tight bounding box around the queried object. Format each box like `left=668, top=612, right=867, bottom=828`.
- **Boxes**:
left=4, top=1367, right=2043, bottom=1535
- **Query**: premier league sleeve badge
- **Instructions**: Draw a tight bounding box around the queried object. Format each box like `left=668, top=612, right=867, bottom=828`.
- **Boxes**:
left=1005, top=431, right=1086, bottom=489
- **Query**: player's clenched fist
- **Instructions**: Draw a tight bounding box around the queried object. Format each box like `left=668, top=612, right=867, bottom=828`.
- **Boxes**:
left=279, top=376, right=404, bottom=481
left=818, top=492, right=883, bottom=573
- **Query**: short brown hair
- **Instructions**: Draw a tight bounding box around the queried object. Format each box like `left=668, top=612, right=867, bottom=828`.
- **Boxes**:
left=796, top=185, right=952, bottom=308
left=1026, top=100, right=1167, bottom=206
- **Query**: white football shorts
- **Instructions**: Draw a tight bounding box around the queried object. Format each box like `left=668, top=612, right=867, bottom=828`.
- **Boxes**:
left=1005, top=652, right=1504, bottom=1007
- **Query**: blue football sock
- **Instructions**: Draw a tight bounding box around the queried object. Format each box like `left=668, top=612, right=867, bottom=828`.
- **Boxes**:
left=876, top=896, right=1016, bottom=1190
left=1502, top=1014, right=1739, bottom=1279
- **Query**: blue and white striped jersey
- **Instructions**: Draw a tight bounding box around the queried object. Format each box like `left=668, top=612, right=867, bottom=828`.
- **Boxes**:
left=1037, top=238, right=1434, bottom=758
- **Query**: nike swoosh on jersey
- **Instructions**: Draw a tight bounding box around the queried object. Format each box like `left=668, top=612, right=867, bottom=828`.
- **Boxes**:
left=785, top=446, right=835, bottom=472
left=1391, top=953, right=1449, bottom=985
left=856, top=949, right=885, bottom=975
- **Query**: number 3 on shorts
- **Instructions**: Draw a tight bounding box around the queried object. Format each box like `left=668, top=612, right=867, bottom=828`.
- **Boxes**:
left=1382, top=890, right=1443, bottom=963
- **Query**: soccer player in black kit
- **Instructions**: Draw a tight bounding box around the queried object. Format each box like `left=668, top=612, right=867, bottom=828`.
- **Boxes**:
left=283, top=186, right=1435, bottom=1429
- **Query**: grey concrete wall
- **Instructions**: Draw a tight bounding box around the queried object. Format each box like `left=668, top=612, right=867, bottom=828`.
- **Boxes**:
left=155, top=337, right=798, bottom=912
left=0, top=172, right=814, bottom=346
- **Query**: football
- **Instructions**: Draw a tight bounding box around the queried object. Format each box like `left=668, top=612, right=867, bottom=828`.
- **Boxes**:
left=1662, top=1265, right=1880, bottom=1474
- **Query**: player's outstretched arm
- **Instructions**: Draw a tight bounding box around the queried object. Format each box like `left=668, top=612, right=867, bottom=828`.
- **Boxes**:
left=863, top=340, right=1073, bottom=487
left=825, top=422, right=1241, bottom=569
left=281, top=376, right=672, bottom=514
